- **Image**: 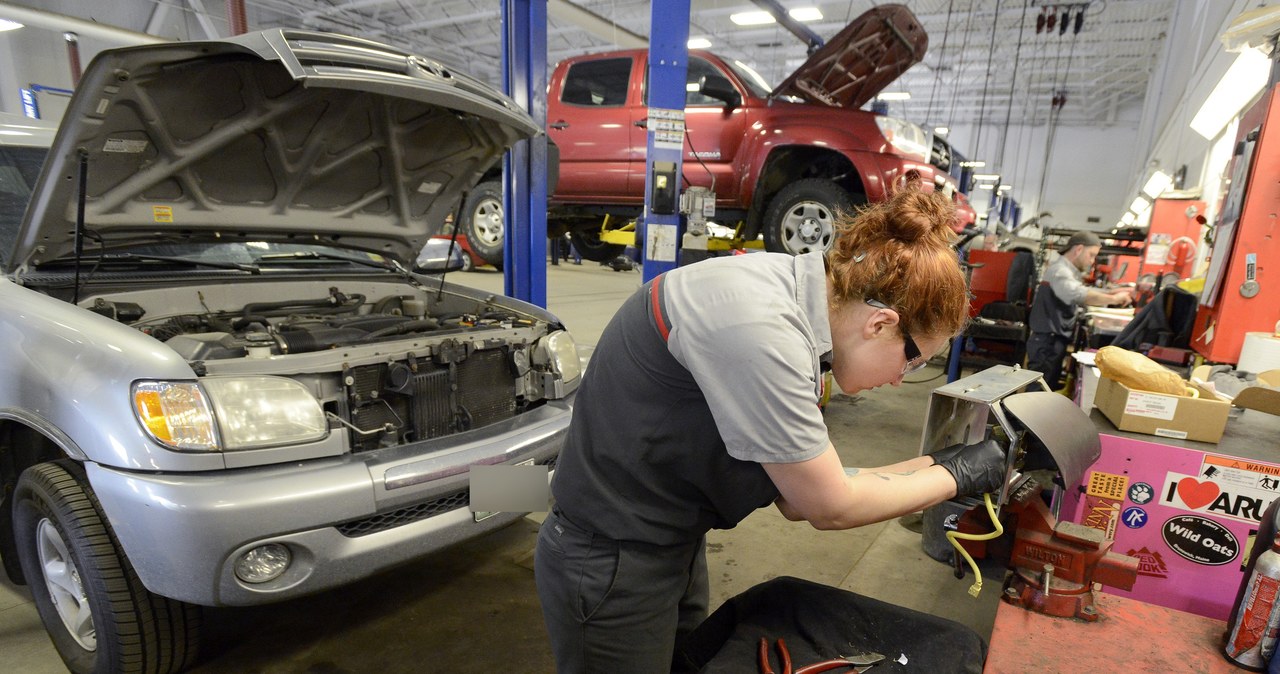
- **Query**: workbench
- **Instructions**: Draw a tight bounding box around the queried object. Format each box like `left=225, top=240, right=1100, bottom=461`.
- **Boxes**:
left=985, top=592, right=1235, bottom=673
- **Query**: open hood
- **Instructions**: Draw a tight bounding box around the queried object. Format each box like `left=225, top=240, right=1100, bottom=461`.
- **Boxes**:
left=10, top=29, right=540, bottom=271
left=770, top=4, right=927, bottom=109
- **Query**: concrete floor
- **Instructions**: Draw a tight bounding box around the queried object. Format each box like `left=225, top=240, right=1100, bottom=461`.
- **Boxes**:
left=1, top=260, right=1000, bottom=673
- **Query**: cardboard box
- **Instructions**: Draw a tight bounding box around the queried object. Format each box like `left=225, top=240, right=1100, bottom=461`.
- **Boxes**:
left=1191, top=366, right=1280, bottom=416
left=1094, top=375, right=1231, bottom=443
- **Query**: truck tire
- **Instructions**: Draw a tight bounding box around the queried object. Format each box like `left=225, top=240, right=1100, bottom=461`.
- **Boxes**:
left=13, top=461, right=201, bottom=674
left=459, top=181, right=505, bottom=268
left=568, top=227, right=625, bottom=263
left=762, top=180, right=856, bottom=255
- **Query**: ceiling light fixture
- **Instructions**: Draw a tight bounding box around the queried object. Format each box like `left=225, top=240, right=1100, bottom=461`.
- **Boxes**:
left=789, top=7, right=823, bottom=22
left=730, top=11, right=775, bottom=26
left=977, top=184, right=996, bottom=190
left=1120, top=212, right=1136, bottom=225
left=730, top=7, right=824, bottom=25
left=959, top=161, right=987, bottom=168
left=973, top=173, right=1001, bottom=181
left=1190, top=49, right=1271, bottom=140
left=997, top=185, right=1012, bottom=192
left=1141, top=170, right=1173, bottom=199
left=877, top=92, right=910, bottom=101
left=687, top=37, right=711, bottom=49
left=1130, top=196, right=1151, bottom=214
left=0, top=18, right=24, bottom=31
left=934, top=126, right=949, bottom=136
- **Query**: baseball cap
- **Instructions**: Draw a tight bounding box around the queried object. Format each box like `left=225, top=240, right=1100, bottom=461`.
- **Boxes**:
left=1060, top=230, right=1102, bottom=253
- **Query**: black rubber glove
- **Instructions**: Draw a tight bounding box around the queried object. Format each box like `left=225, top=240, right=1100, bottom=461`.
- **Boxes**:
left=928, top=442, right=967, bottom=466
left=935, top=438, right=1007, bottom=497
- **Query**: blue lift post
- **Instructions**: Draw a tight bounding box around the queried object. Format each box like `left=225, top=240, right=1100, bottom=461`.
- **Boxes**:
left=639, top=0, right=691, bottom=283
left=500, top=0, right=549, bottom=306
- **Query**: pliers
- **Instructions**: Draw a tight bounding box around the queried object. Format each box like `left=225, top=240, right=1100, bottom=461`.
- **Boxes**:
left=758, top=637, right=885, bottom=674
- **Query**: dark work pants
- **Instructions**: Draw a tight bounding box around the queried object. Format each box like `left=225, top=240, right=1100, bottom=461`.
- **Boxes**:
left=1026, top=331, right=1069, bottom=391
left=535, top=509, right=709, bottom=673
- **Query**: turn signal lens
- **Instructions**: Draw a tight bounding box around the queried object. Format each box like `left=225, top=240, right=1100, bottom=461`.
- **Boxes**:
left=132, top=382, right=218, bottom=450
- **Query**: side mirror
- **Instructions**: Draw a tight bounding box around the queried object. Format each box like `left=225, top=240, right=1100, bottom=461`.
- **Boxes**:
left=414, top=238, right=468, bottom=274
left=698, top=76, right=740, bottom=108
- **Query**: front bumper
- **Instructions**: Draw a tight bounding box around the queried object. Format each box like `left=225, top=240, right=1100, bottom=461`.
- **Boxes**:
left=87, top=394, right=572, bottom=606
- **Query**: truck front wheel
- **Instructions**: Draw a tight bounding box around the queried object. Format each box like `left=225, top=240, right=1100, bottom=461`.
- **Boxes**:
left=763, top=180, right=857, bottom=255
left=13, top=461, right=201, bottom=674
left=459, top=181, right=505, bottom=268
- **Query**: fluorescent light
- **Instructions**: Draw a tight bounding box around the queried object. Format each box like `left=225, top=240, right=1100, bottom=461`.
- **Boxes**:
left=0, top=19, right=23, bottom=31
left=1120, top=212, right=1136, bottom=225
left=997, top=184, right=1012, bottom=192
left=687, top=37, right=711, bottom=49
left=977, top=184, right=996, bottom=190
left=960, top=161, right=986, bottom=168
left=686, top=83, right=700, bottom=92
left=1190, top=49, right=1271, bottom=140
left=789, top=7, right=823, bottom=22
left=934, top=126, right=950, bottom=135
left=973, top=173, right=1000, bottom=181
left=1141, top=170, right=1173, bottom=198
left=730, top=10, right=775, bottom=25
left=877, top=92, right=911, bottom=101
left=1130, top=196, right=1151, bottom=214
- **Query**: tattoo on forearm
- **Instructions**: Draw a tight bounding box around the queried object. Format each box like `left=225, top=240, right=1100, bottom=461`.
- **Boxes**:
left=868, top=470, right=918, bottom=481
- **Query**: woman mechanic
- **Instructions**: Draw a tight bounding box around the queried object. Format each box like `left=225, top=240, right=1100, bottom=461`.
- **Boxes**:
left=534, top=187, right=1006, bottom=673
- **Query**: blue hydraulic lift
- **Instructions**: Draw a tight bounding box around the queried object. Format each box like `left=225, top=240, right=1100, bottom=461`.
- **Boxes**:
left=638, top=0, right=691, bottom=283
left=500, top=0, right=549, bottom=306
left=501, top=0, right=695, bottom=293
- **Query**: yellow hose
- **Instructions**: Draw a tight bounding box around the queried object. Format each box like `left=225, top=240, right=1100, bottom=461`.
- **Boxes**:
left=945, top=492, right=1004, bottom=597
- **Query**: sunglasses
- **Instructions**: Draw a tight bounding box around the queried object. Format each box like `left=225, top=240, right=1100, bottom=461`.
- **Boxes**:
left=865, top=299, right=927, bottom=375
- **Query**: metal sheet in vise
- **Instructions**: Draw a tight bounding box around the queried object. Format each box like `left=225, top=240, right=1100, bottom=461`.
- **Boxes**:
left=1002, top=391, right=1100, bottom=488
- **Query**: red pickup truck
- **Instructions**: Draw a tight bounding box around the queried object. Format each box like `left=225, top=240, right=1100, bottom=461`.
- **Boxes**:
left=458, top=4, right=974, bottom=264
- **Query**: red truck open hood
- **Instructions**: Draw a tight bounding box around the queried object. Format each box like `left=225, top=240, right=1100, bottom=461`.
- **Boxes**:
left=770, top=4, right=927, bottom=109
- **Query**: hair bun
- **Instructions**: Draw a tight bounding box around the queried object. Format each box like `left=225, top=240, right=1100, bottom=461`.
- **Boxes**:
left=887, top=189, right=956, bottom=245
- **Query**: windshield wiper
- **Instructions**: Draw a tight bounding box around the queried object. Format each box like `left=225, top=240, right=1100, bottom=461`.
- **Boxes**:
left=73, top=253, right=260, bottom=273
left=257, top=251, right=407, bottom=275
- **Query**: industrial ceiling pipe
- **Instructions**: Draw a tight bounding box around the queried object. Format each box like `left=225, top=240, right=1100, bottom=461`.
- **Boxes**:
left=227, top=0, right=248, bottom=35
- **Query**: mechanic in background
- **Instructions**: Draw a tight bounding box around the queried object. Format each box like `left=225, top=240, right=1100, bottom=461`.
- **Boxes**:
left=535, top=186, right=1006, bottom=673
left=1026, top=230, right=1135, bottom=391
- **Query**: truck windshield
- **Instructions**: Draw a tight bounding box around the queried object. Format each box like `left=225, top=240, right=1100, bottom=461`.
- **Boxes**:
left=724, top=59, right=773, bottom=98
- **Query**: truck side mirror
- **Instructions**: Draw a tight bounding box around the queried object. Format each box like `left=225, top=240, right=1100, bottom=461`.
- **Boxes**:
left=698, top=76, right=739, bottom=108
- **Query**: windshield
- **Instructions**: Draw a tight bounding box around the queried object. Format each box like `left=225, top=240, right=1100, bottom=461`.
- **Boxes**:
left=0, top=146, right=50, bottom=269
left=725, top=59, right=773, bottom=98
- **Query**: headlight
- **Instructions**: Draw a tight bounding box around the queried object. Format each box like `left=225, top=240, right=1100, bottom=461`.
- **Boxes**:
left=543, top=330, right=582, bottom=384
left=531, top=330, right=581, bottom=398
left=132, top=377, right=327, bottom=451
left=874, top=115, right=929, bottom=162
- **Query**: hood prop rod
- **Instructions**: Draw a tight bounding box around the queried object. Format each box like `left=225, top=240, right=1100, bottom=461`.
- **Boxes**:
left=72, top=149, right=88, bottom=305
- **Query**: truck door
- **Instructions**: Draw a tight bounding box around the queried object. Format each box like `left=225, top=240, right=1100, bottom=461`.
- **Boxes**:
left=680, top=57, right=748, bottom=204
left=549, top=56, right=638, bottom=203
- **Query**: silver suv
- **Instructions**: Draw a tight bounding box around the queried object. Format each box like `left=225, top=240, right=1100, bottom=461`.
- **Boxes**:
left=0, top=31, right=577, bottom=673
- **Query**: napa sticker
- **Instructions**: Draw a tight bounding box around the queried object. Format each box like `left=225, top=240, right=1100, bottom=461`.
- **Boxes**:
left=1159, top=472, right=1270, bottom=524
left=1161, top=515, right=1239, bottom=566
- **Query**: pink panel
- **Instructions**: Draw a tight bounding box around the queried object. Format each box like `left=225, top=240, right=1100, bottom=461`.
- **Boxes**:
left=1062, top=432, right=1279, bottom=620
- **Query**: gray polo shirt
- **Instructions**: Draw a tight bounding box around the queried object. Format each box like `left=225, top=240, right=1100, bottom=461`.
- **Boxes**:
left=550, top=251, right=834, bottom=545
left=663, top=251, right=833, bottom=463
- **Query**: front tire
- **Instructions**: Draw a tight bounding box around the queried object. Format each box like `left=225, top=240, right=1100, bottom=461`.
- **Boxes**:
left=459, top=181, right=505, bottom=267
left=13, top=462, right=201, bottom=674
left=762, top=179, right=857, bottom=255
